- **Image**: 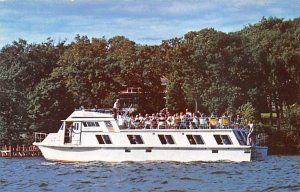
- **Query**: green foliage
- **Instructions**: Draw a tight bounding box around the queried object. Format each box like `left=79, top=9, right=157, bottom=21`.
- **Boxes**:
left=238, top=102, right=256, bottom=123
left=285, top=104, right=300, bottom=145
left=166, top=71, right=187, bottom=113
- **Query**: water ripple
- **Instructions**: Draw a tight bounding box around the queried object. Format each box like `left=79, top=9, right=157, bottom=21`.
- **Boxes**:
left=0, top=156, right=299, bottom=192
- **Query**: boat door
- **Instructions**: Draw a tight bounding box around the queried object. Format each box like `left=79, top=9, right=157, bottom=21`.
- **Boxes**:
left=72, top=122, right=81, bottom=144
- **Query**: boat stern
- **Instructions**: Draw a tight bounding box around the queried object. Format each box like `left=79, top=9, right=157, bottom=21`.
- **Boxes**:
left=251, top=146, right=268, bottom=161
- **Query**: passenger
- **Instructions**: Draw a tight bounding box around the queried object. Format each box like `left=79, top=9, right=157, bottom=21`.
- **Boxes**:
left=133, top=115, right=141, bottom=129
left=185, top=114, right=191, bottom=129
left=220, top=113, right=229, bottom=129
left=247, top=120, right=255, bottom=146
left=179, top=112, right=184, bottom=119
left=138, top=113, right=144, bottom=128
left=180, top=114, right=187, bottom=129
left=158, top=114, right=166, bottom=129
left=206, top=117, right=210, bottom=128
left=210, top=112, right=216, bottom=118
left=144, top=114, right=151, bottom=129
left=209, top=116, right=218, bottom=129
left=160, top=107, right=170, bottom=116
left=233, top=121, right=239, bottom=128
left=174, top=113, right=181, bottom=129
left=199, top=113, right=207, bottom=129
left=150, top=114, right=158, bottom=129
left=192, top=113, right=199, bottom=129
left=166, top=114, right=175, bottom=129
left=195, top=110, right=202, bottom=118
left=67, top=125, right=74, bottom=143
left=129, top=115, right=135, bottom=129
left=113, top=99, right=120, bottom=119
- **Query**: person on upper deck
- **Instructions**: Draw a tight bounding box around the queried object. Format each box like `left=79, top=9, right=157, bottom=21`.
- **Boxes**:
left=113, top=99, right=120, bottom=119
left=185, top=108, right=192, bottom=116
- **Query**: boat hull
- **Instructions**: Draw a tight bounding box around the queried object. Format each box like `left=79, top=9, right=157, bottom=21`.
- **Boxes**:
left=36, top=144, right=254, bottom=162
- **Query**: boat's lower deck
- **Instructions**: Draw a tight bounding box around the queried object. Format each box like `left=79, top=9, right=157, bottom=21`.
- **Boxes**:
left=35, top=144, right=267, bottom=162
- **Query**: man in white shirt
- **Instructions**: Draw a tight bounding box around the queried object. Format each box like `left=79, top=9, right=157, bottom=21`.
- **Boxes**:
left=113, top=99, right=120, bottom=119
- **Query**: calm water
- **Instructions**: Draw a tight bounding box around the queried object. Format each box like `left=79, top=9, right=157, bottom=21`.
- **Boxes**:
left=1, top=156, right=300, bottom=192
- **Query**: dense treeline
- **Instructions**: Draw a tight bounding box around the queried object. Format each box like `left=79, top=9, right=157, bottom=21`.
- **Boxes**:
left=0, top=17, right=299, bottom=154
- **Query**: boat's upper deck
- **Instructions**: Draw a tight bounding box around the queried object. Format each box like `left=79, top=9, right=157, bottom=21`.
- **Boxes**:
left=64, top=109, right=247, bottom=130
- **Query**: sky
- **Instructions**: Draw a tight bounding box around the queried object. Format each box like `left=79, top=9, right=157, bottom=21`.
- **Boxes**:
left=0, top=0, right=299, bottom=48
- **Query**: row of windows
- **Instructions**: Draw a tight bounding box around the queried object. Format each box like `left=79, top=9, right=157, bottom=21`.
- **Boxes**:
left=82, top=121, right=113, bottom=128
left=83, top=122, right=100, bottom=127
left=95, top=134, right=232, bottom=145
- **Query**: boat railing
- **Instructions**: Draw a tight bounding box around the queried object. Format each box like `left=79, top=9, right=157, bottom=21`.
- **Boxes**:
left=34, top=132, right=48, bottom=143
left=120, top=120, right=246, bottom=130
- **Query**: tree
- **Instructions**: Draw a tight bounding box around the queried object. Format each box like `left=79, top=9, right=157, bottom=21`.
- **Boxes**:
left=0, top=38, right=64, bottom=144
left=55, top=35, right=120, bottom=108
left=241, top=17, right=300, bottom=126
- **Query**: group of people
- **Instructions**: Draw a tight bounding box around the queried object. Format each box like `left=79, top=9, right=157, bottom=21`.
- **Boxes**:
left=122, top=108, right=245, bottom=130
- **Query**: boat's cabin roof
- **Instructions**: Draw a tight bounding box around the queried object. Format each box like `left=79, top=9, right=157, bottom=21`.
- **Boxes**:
left=64, top=110, right=114, bottom=121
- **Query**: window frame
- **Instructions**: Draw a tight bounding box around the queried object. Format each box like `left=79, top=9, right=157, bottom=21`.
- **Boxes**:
left=127, top=135, right=144, bottom=144
left=83, top=121, right=100, bottom=127
left=187, top=135, right=205, bottom=145
left=214, top=135, right=232, bottom=145
left=96, top=134, right=112, bottom=144
left=158, top=134, right=175, bottom=144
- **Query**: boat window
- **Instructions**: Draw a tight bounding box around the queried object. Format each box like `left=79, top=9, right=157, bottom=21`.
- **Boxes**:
left=242, top=131, right=248, bottom=141
left=187, top=135, right=196, bottom=144
left=214, top=135, right=232, bottom=145
left=83, top=122, right=100, bottom=127
left=194, top=135, right=205, bottom=144
left=87, top=122, right=94, bottom=126
left=237, top=131, right=247, bottom=143
left=221, top=135, right=232, bottom=144
left=96, top=135, right=112, bottom=144
left=73, top=123, right=80, bottom=131
left=234, top=130, right=246, bottom=145
left=96, top=135, right=105, bottom=144
left=187, top=135, right=204, bottom=144
left=59, top=123, right=64, bottom=130
left=135, top=135, right=143, bottom=144
left=158, top=135, right=167, bottom=144
left=158, top=134, right=175, bottom=144
left=103, top=135, right=112, bottom=144
left=214, top=135, right=223, bottom=144
left=127, top=135, right=144, bottom=144
left=165, top=135, right=175, bottom=144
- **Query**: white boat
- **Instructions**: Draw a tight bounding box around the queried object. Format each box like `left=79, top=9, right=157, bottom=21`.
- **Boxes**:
left=33, top=109, right=268, bottom=162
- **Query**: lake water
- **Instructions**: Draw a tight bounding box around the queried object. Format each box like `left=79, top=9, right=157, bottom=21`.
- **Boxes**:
left=1, top=156, right=300, bottom=192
